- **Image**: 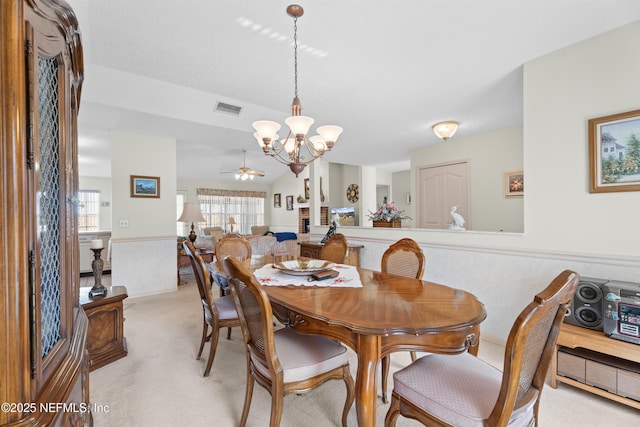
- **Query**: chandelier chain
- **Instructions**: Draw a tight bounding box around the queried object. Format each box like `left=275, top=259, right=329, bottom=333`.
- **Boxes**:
left=293, top=16, right=298, bottom=99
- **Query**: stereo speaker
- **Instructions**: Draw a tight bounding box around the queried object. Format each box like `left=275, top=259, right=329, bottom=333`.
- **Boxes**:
left=564, top=277, right=608, bottom=331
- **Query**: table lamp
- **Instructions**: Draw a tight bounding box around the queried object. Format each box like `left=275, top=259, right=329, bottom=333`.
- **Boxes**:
left=178, top=202, right=205, bottom=243
left=228, top=217, right=236, bottom=233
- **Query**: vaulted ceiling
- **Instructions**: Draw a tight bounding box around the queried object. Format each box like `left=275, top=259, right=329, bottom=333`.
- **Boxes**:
left=68, top=0, right=640, bottom=183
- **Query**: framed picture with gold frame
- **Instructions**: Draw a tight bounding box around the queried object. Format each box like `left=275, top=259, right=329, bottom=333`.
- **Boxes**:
left=588, top=109, right=640, bottom=193
left=130, top=175, right=160, bottom=198
left=504, top=170, right=524, bottom=198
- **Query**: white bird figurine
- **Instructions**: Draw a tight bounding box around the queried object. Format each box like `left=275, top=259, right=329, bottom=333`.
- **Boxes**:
left=449, top=206, right=466, bottom=231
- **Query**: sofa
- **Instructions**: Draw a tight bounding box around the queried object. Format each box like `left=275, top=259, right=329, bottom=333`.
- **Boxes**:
left=245, top=232, right=310, bottom=257
left=250, top=225, right=270, bottom=236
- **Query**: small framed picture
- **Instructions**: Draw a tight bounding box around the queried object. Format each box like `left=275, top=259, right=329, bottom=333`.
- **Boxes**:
left=504, top=170, right=524, bottom=198
left=589, top=109, right=640, bottom=193
left=286, top=195, right=294, bottom=210
left=304, top=178, right=310, bottom=200
left=274, top=193, right=281, bottom=208
left=130, top=175, right=160, bottom=198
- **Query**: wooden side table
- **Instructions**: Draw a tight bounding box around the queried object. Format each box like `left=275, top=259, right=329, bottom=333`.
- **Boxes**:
left=80, top=286, right=128, bottom=371
left=178, top=251, right=215, bottom=285
left=551, top=323, right=640, bottom=409
left=299, top=241, right=364, bottom=267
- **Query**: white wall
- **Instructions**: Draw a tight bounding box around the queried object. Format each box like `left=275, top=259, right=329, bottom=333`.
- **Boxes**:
left=524, top=21, right=640, bottom=255
left=410, top=126, right=524, bottom=232
left=261, top=168, right=307, bottom=232
left=315, top=20, right=640, bottom=343
left=391, top=170, right=411, bottom=226
left=110, top=130, right=177, bottom=297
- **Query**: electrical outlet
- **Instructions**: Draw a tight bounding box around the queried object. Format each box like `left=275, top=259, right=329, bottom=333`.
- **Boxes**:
left=119, top=219, right=129, bottom=228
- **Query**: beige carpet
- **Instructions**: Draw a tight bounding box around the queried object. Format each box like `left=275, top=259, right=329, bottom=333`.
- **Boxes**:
left=88, top=271, right=639, bottom=426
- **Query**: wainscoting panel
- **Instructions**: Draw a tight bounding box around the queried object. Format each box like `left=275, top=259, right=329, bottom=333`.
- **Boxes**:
left=345, top=236, right=640, bottom=344
left=110, top=236, right=177, bottom=297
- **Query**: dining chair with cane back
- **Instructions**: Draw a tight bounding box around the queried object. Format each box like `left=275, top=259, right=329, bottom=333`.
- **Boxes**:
left=214, top=234, right=252, bottom=295
left=380, top=238, right=426, bottom=403
left=183, top=240, right=240, bottom=377
left=384, top=270, right=579, bottom=427
left=318, top=233, right=348, bottom=264
left=224, top=256, right=355, bottom=427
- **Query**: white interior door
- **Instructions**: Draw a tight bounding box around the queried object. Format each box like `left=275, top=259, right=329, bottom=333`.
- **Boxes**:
left=417, top=161, right=470, bottom=229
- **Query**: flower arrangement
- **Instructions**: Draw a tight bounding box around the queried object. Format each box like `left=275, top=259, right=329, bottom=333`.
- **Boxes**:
left=367, top=199, right=411, bottom=222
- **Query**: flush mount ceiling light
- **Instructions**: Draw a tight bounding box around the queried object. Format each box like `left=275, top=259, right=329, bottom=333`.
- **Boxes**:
left=252, top=4, right=342, bottom=177
left=433, top=121, right=459, bottom=141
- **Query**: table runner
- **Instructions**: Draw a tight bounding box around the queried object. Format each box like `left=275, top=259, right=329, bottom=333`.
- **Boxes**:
left=254, top=263, right=363, bottom=288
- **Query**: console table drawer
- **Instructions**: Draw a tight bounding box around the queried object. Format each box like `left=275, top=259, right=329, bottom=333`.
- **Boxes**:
left=586, top=360, right=617, bottom=393
left=618, top=369, right=640, bottom=401
left=557, top=351, right=585, bottom=382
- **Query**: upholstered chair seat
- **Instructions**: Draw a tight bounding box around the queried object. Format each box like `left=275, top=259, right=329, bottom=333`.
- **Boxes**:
left=392, top=353, right=537, bottom=427
left=385, top=270, right=579, bottom=427
left=224, top=256, right=355, bottom=427
left=252, top=328, right=349, bottom=383
left=211, top=294, right=238, bottom=322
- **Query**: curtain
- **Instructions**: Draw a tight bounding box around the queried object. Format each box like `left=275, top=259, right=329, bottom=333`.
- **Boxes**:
left=196, top=188, right=266, bottom=235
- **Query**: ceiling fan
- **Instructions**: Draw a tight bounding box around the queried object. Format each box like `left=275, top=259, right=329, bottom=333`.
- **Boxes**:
left=223, top=149, right=265, bottom=181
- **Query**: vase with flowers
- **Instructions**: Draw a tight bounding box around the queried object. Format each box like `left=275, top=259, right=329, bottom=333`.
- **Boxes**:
left=367, top=197, right=411, bottom=228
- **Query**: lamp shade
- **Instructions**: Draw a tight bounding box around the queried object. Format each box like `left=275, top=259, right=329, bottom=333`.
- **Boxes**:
left=252, top=120, right=281, bottom=140
left=228, top=217, right=236, bottom=225
left=432, top=121, right=459, bottom=141
left=177, top=202, right=205, bottom=223
left=316, top=125, right=343, bottom=143
left=281, top=137, right=297, bottom=154
left=309, top=135, right=326, bottom=151
left=285, top=115, right=314, bottom=135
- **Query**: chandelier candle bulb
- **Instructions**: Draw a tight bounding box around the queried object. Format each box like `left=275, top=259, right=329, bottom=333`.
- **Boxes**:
left=90, top=239, right=103, bottom=249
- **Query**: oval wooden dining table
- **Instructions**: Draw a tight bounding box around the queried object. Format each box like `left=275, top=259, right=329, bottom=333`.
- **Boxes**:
left=261, top=266, right=487, bottom=427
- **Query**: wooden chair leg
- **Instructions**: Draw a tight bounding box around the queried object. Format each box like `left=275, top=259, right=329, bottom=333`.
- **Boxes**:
left=227, top=326, right=232, bottom=339
left=381, top=355, right=390, bottom=404
left=341, top=366, right=355, bottom=427
left=269, top=381, right=285, bottom=427
left=196, top=321, right=208, bottom=360
left=203, top=326, right=220, bottom=377
left=239, top=370, right=254, bottom=427
left=384, top=392, right=401, bottom=427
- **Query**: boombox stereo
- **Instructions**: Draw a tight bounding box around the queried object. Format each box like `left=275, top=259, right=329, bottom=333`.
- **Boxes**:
left=604, top=280, right=640, bottom=345
left=563, top=277, right=608, bottom=331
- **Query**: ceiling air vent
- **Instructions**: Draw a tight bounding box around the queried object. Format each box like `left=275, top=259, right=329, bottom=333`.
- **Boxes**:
left=215, top=101, right=242, bottom=115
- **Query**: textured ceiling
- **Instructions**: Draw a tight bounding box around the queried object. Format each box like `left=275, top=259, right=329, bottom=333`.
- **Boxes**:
left=67, top=0, right=640, bottom=183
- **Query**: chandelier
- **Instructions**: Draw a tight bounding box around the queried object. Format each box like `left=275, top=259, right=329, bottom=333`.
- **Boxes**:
left=252, top=4, right=342, bottom=177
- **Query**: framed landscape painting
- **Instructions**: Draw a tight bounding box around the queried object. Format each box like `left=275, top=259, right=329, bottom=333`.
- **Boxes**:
left=589, top=109, right=640, bottom=193
left=274, top=193, right=281, bottom=208
left=130, top=175, right=160, bottom=198
left=286, top=195, right=294, bottom=210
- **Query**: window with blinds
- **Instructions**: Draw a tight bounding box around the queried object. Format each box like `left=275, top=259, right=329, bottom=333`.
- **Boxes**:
left=77, top=190, right=100, bottom=231
left=197, top=188, right=266, bottom=235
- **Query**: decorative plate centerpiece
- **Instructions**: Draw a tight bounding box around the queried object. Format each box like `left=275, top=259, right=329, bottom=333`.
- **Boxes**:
left=273, top=259, right=335, bottom=276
